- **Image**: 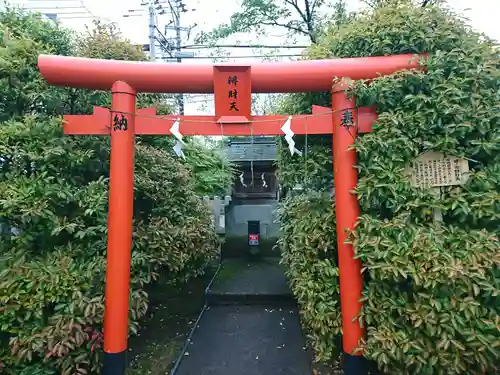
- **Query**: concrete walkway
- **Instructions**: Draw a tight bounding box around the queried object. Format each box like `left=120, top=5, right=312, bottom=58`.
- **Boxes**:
left=173, top=258, right=312, bottom=375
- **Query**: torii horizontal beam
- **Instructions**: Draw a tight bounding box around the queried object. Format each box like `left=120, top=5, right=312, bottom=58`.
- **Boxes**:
left=63, top=105, right=377, bottom=135
left=38, top=53, right=422, bottom=93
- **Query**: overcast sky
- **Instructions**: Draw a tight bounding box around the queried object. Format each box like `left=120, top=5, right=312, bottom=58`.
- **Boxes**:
left=11, top=0, right=500, bottom=43
left=7, top=0, right=500, bottom=114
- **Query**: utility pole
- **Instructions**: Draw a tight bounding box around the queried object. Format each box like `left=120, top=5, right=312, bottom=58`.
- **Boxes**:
left=148, top=0, right=156, bottom=60
left=142, top=0, right=194, bottom=114
left=171, top=0, right=185, bottom=115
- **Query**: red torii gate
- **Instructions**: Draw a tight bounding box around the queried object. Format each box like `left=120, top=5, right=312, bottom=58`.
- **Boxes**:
left=38, top=53, right=421, bottom=375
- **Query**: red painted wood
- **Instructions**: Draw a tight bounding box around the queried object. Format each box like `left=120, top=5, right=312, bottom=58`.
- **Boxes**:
left=38, top=53, right=423, bottom=93
left=63, top=106, right=377, bottom=136
left=313, top=104, right=377, bottom=133
left=214, top=66, right=251, bottom=122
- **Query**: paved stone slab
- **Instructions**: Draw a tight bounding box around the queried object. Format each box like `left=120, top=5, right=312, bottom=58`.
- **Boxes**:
left=174, top=305, right=312, bottom=375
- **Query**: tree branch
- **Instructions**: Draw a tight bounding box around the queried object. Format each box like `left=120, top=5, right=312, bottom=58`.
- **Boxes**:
left=260, top=20, right=309, bottom=37
left=304, top=0, right=313, bottom=21
left=284, top=0, right=308, bottom=24
left=310, top=0, right=322, bottom=15
left=303, top=0, right=315, bottom=40
left=283, top=0, right=317, bottom=43
left=361, top=0, right=377, bottom=8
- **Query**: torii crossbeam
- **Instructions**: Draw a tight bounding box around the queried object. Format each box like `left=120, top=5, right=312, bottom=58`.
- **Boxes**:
left=38, top=53, right=422, bottom=375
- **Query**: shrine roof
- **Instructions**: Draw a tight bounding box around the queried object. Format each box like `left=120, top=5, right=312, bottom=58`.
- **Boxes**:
left=224, top=137, right=277, bottom=162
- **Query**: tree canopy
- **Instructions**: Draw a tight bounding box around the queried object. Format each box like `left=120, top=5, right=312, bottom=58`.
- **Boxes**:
left=196, top=0, right=440, bottom=45
left=195, top=0, right=341, bottom=44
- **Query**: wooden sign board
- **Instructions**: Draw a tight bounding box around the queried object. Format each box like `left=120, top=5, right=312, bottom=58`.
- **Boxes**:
left=407, top=151, right=470, bottom=223
left=213, top=66, right=252, bottom=123
left=407, top=151, right=470, bottom=188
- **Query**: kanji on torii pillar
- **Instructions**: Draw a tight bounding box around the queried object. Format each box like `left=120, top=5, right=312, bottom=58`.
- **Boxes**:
left=38, top=53, right=423, bottom=375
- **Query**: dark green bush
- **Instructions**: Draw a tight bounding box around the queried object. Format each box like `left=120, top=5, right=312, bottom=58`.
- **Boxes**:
left=277, top=192, right=341, bottom=362
left=0, top=7, right=229, bottom=374
left=278, top=1, right=500, bottom=373
left=0, top=117, right=220, bottom=374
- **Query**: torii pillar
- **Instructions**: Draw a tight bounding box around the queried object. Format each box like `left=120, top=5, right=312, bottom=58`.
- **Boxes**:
left=38, top=53, right=422, bottom=375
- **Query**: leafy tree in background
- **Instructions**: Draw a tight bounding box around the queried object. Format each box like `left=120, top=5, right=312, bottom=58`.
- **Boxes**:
left=362, top=0, right=439, bottom=7
left=196, top=0, right=345, bottom=44
left=0, top=8, right=74, bottom=121
left=0, top=7, right=230, bottom=374
left=76, top=21, right=146, bottom=61
left=196, top=0, right=438, bottom=46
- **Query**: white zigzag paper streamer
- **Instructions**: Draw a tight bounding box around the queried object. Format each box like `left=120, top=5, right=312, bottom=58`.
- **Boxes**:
left=239, top=172, right=247, bottom=188
left=280, top=116, right=302, bottom=156
left=173, top=140, right=185, bottom=159
left=170, top=118, right=184, bottom=143
left=170, top=118, right=186, bottom=159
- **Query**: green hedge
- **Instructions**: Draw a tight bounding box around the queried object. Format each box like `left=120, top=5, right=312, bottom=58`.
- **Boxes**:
left=0, top=118, right=220, bottom=374
left=277, top=192, right=341, bottom=363
left=277, top=1, right=500, bottom=374
left=0, top=8, right=228, bottom=374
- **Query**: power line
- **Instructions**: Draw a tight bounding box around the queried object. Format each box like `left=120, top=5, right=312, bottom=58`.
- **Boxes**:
left=20, top=5, right=84, bottom=9
left=51, top=15, right=95, bottom=19
left=78, top=0, right=96, bottom=18
left=38, top=11, right=86, bottom=15
left=19, top=0, right=111, bottom=22
left=181, top=44, right=309, bottom=49
left=180, top=54, right=303, bottom=59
